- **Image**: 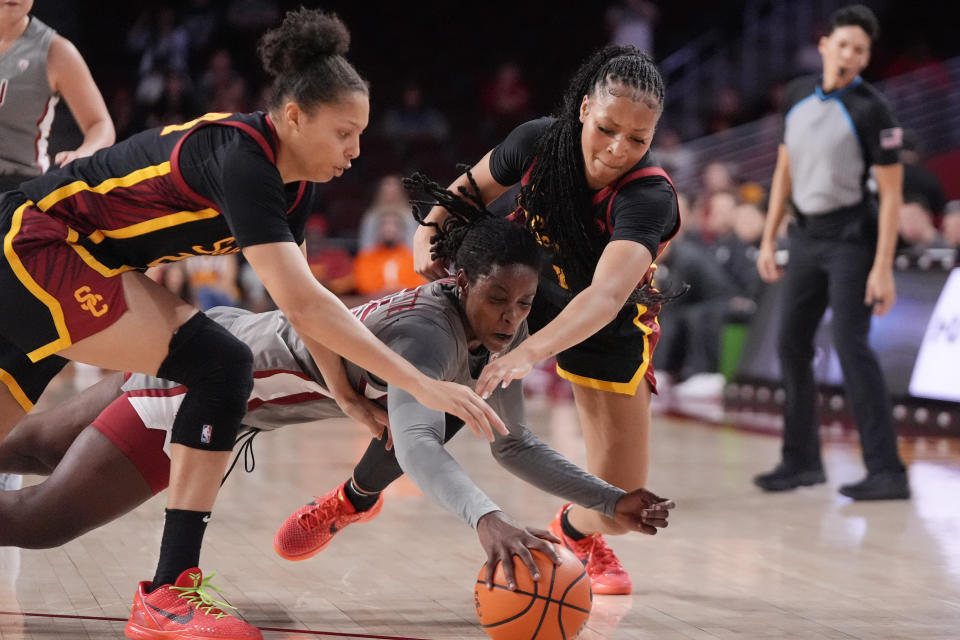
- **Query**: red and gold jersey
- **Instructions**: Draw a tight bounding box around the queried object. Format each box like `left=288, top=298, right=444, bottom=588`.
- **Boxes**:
left=14, top=111, right=314, bottom=275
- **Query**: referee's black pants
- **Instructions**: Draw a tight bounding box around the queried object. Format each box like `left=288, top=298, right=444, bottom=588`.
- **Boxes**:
left=776, top=224, right=905, bottom=474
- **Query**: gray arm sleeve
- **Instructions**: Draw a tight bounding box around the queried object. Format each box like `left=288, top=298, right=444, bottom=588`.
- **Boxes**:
left=488, top=381, right=626, bottom=519
left=387, top=384, right=501, bottom=529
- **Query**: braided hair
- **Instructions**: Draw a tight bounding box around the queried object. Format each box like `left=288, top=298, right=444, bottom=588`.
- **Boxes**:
left=404, top=169, right=542, bottom=282
left=523, top=45, right=665, bottom=298
left=258, top=8, right=368, bottom=112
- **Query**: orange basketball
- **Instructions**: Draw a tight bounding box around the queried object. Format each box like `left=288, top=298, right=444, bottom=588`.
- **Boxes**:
left=474, top=545, right=592, bottom=640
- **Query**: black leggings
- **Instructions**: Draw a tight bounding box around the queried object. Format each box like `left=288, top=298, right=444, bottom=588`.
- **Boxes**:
left=352, top=414, right=465, bottom=492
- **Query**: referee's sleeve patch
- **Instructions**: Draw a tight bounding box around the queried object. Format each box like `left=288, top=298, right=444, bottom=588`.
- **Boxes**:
left=880, top=127, right=903, bottom=150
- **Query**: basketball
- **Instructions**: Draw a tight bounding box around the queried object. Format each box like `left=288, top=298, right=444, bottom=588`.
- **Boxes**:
left=474, top=546, right=592, bottom=640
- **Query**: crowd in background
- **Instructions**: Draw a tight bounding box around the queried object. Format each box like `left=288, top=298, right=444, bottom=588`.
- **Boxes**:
left=29, top=0, right=960, bottom=400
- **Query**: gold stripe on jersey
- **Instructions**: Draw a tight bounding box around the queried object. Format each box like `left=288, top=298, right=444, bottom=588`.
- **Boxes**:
left=161, top=112, right=232, bottom=136
left=36, top=162, right=172, bottom=212
left=3, top=202, right=72, bottom=362
left=555, top=303, right=654, bottom=396
left=0, top=367, right=33, bottom=412
left=85, top=208, right=220, bottom=243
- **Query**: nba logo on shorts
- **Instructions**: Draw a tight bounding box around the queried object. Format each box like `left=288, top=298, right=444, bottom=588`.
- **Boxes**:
left=201, top=424, right=213, bottom=444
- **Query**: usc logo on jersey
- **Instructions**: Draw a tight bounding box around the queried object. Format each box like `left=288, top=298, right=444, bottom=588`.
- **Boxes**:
left=74, top=286, right=108, bottom=317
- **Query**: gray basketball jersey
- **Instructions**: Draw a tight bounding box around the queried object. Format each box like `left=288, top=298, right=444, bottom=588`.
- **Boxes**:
left=0, top=17, right=58, bottom=177
left=121, top=280, right=523, bottom=433
left=122, top=305, right=342, bottom=435
left=344, top=279, right=526, bottom=397
left=122, top=280, right=623, bottom=524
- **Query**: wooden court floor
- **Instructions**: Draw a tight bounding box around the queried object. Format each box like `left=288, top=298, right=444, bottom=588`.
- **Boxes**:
left=2, top=382, right=959, bottom=639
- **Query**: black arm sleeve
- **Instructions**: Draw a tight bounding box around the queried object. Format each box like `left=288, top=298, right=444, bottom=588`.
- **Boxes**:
left=488, top=117, right=553, bottom=186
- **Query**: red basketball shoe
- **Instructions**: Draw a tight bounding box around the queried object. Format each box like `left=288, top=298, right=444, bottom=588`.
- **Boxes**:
left=549, top=503, right=633, bottom=595
left=273, top=481, right=383, bottom=561
left=125, top=567, right=261, bottom=640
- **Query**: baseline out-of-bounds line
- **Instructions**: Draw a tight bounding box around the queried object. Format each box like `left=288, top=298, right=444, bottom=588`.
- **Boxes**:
left=0, top=611, right=430, bottom=639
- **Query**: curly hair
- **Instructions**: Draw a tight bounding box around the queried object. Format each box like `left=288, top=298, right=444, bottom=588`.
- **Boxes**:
left=404, top=169, right=542, bottom=282
left=258, top=8, right=368, bottom=111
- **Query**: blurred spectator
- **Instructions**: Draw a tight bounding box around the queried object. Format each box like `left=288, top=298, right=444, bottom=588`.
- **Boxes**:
left=901, top=130, right=947, bottom=215
left=606, top=0, right=658, bottom=53
left=701, top=160, right=735, bottom=194
left=357, top=175, right=417, bottom=250
left=183, top=255, right=241, bottom=310
left=654, top=193, right=740, bottom=381
left=897, top=196, right=947, bottom=255
left=182, top=0, right=220, bottom=56
left=146, top=262, right=189, bottom=300
left=237, top=255, right=271, bottom=313
left=127, top=8, right=190, bottom=107
left=480, top=61, right=533, bottom=138
left=733, top=201, right=766, bottom=247
left=304, top=216, right=355, bottom=296
left=942, top=201, right=960, bottom=249
left=226, top=0, right=280, bottom=37
left=109, top=87, right=145, bottom=142
left=144, top=69, right=201, bottom=129
left=692, top=161, right=736, bottom=242
left=353, top=210, right=424, bottom=297
left=380, top=82, right=450, bottom=147
left=653, top=127, right=695, bottom=186
left=707, top=191, right=763, bottom=300
left=200, top=49, right=246, bottom=113
left=738, top=182, right=766, bottom=207
left=706, top=86, right=748, bottom=134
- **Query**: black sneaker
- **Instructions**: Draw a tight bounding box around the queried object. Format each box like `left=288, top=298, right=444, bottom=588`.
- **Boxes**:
left=838, top=470, right=910, bottom=500
left=753, top=463, right=826, bottom=492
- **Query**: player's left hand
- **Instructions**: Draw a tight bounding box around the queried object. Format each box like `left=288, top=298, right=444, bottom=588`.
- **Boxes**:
left=613, top=488, right=676, bottom=535
left=865, top=267, right=896, bottom=316
left=477, top=511, right=562, bottom=591
left=476, top=349, right=535, bottom=399
left=336, top=393, right=391, bottom=449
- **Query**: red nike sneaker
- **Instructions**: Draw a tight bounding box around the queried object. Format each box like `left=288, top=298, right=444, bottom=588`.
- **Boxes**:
left=124, top=567, right=261, bottom=640
left=273, top=481, right=383, bottom=561
left=549, top=503, right=633, bottom=595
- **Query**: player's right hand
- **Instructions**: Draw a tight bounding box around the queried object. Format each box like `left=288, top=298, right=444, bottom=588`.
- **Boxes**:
left=756, top=242, right=783, bottom=283
left=413, top=379, right=507, bottom=442
left=614, top=488, right=676, bottom=535
left=477, top=511, right=562, bottom=591
left=413, top=225, right=450, bottom=281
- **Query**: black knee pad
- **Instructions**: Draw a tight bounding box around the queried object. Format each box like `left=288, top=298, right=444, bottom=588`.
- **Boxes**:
left=157, top=313, right=254, bottom=451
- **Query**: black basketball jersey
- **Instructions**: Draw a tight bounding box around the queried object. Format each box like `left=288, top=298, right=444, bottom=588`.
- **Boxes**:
left=14, top=111, right=316, bottom=273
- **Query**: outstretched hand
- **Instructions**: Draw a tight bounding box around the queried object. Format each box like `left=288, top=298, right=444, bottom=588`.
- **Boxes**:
left=613, top=488, right=676, bottom=535
left=475, top=348, right=536, bottom=400
left=477, top=511, right=562, bottom=591
left=413, top=379, right=507, bottom=442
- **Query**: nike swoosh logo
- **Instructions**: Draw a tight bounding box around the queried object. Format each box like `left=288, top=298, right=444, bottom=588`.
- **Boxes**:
left=147, top=602, right=194, bottom=625
left=202, top=515, right=211, bottom=523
